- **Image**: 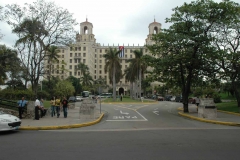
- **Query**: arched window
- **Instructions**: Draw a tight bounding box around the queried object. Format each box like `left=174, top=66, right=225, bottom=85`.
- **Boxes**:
left=84, top=26, right=88, bottom=34
left=154, top=27, right=158, bottom=34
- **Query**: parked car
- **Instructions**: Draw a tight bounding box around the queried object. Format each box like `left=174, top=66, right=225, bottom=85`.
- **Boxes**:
left=68, top=96, right=76, bottom=102
left=0, top=111, right=21, bottom=131
left=170, top=96, right=176, bottom=101
left=165, top=95, right=172, bottom=101
left=157, top=96, right=164, bottom=101
left=76, top=96, right=83, bottom=101
left=188, top=97, right=196, bottom=104
left=175, top=96, right=183, bottom=102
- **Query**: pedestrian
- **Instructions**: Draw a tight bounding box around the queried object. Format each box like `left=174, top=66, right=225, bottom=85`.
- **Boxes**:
left=50, top=96, right=56, bottom=117
left=39, top=98, right=45, bottom=118
left=120, top=94, right=123, bottom=101
left=55, top=96, right=61, bottom=118
left=34, top=97, right=40, bottom=120
left=195, top=97, right=200, bottom=111
left=62, top=97, right=69, bottom=118
left=17, top=96, right=28, bottom=119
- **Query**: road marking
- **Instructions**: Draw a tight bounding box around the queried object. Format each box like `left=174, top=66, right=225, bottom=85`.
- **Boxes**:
left=153, top=111, right=159, bottom=115
left=120, top=110, right=129, bottom=115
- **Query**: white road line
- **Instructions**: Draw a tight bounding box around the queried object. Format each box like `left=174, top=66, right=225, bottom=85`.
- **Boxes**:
left=106, top=119, right=148, bottom=122
left=135, top=110, right=148, bottom=121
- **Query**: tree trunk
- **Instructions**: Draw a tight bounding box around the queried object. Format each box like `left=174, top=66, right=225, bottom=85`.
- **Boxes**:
left=113, top=64, right=116, bottom=101
left=139, top=68, right=142, bottom=100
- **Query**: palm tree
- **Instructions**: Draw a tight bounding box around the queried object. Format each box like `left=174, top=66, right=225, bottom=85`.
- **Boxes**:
left=45, top=45, right=60, bottom=93
left=127, top=48, right=147, bottom=99
left=103, top=47, right=121, bottom=101
left=80, top=72, right=93, bottom=87
left=124, top=63, right=137, bottom=99
left=77, top=62, right=89, bottom=75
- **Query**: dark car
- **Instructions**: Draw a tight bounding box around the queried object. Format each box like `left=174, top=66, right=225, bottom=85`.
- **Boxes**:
left=68, top=96, right=76, bottom=102
left=165, top=95, right=172, bottom=101
left=175, top=96, right=183, bottom=102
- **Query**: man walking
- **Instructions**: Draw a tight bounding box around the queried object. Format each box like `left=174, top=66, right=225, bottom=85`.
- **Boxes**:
left=62, top=97, right=69, bottom=118
left=17, top=96, right=28, bottom=119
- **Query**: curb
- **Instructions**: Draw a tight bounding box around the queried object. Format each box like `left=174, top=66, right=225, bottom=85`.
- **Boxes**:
left=217, top=110, right=240, bottom=116
left=178, top=112, right=240, bottom=127
left=19, top=113, right=104, bottom=130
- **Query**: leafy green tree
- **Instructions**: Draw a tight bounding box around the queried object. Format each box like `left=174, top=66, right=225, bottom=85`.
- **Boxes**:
left=146, top=0, right=230, bottom=112
left=66, top=76, right=82, bottom=95
left=209, top=0, right=240, bottom=107
left=0, top=45, right=20, bottom=85
left=77, top=62, right=89, bottom=76
left=5, top=0, right=77, bottom=96
left=103, top=47, right=122, bottom=101
left=54, top=80, right=75, bottom=98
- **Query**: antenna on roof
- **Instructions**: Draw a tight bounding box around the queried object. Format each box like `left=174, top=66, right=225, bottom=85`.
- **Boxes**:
left=86, top=15, right=88, bottom=22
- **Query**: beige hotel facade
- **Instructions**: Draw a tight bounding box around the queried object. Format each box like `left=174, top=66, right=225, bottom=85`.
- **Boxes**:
left=44, top=18, right=162, bottom=95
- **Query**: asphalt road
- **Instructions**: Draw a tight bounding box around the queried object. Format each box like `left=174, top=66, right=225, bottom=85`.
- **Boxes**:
left=1, top=101, right=240, bottom=160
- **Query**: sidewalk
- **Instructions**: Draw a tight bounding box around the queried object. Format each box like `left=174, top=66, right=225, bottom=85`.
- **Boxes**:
left=178, top=105, right=240, bottom=127
left=19, top=104, right=104, bottom=130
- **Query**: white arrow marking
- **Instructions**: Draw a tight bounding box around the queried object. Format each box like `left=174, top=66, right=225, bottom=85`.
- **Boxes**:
left=125, top=116, right=131, bottom=119
left=153, top=111, right=159, bottom=115
left=120, top=110, right=129, bottom=115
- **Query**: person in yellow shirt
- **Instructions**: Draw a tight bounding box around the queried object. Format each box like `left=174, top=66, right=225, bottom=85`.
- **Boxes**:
left=55, top=96, right=61, bottom=118
left=50, top=96, right=56, bottom=117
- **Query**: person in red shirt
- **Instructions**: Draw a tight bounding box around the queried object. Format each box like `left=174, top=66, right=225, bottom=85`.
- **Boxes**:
left=61, top=97, right=69, bottom=118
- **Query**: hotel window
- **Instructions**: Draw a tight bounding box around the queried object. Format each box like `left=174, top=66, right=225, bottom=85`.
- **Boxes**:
left=57, top=70, right=59, bottom=74
left=78, top=53, right=81, bottom=56
left=75, top=53, right=77, bottom=56
left=70, top=59, right=72, bottom=63
left=70, top=53, right=72, bottom=57
left=62, top=70, right=64, bottom=74
left=75, top=47, right=77, bottom=51
left=125, top=55, right=127, bottom=58
left=83, top=47, right=86, bottom=51
left=130, top=49, right=132, bottom=53
left=100, top=49, right=102, bottom=53
left=99, top=70, right=102, bottom=74
left=95, top=60, right=97, bottom=63
left=69, top=65, right=72, bottom=69
left=100, top=55, right=102, bottom=58
left=70, top=47, right=72, bottom=51
left=78, top=72, right=80, bottom=75
left=78, top=47, right=81, bottom=51
left=125, top=65, right=127, bottom=68
left=100, top=60, right=102, bottom=63
left=95, top=54, right=97, bottom=58
left=78, top=59, right=80, bottom=63
left=62, top=55, right=64, bottom=58
left=145, top=49, right=148, bottom=52
left=74, top=72, right=77, bottom=76
left=74, top=59, right=77, bottom=63
left=83, top=59, right=86, bottom=63
left=95, top=70, right=96, bottom=73
left=83, top=53, right=86, bottom=57
left=125, top=49, right=127, bottom=53
left=94, top=76, right=96, bottom=79
left=130, top=55, right=132, bottom=58
left=95, top=65, right=96, bottom=68
left=99, top=65, right=102, bottom=68
left=62, top=60, right=64, bottom=63
left=62, top=50, right=64, bottom=53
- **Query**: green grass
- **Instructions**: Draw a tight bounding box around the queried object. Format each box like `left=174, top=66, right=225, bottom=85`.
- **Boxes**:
left=219, top=92, right=236, bottom=100
left=102, top=97, right=156, bottom=103
left=216, top=101, right=239, bottom=113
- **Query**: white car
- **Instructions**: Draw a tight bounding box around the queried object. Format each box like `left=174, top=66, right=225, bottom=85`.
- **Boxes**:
left=0, top=111, right=21, bottom=131
left=76, top=96, right=83, bottom=101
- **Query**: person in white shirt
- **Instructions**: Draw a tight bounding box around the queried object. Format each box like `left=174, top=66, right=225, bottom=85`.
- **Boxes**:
left=34, top=97, right=41, bottom=120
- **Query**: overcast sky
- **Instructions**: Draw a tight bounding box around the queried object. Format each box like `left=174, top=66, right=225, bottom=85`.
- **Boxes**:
left=0, top=0, right=234, bottom=48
